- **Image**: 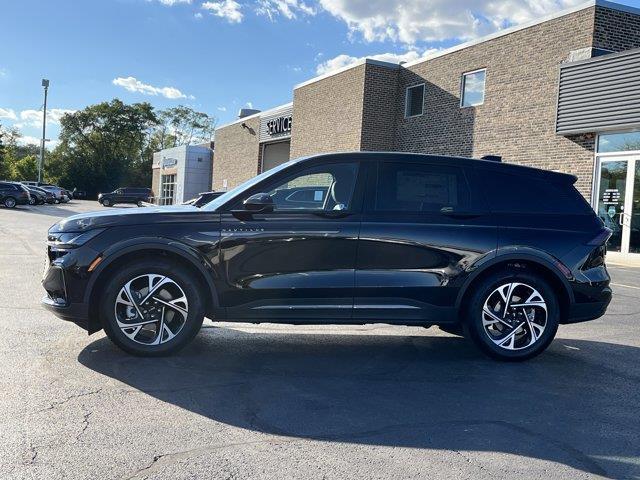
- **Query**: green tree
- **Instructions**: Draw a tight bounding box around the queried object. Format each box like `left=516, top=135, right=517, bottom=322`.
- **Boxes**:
left=47, top=99, right=158, bottom=197
left=11, top=155, right=38, bottom=181
left=0, top=124, right=21, bottom=180
left=156, top=105, right=216, bottom=149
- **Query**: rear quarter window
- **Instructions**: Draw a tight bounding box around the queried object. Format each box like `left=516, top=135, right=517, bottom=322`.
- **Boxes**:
left=479, top=169, right=592, bottom=215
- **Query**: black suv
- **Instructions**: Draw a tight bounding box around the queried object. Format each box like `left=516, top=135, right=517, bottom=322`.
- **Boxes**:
left=1, top=181, right=31, bottom=208
left=42, top=153, right=611, bottom=360
left=98, top=187, right=153, bottom=207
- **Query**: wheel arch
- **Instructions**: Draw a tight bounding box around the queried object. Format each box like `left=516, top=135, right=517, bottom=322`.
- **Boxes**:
left=455, top=252, right=574, bottom=324
left=85, top=240, right=220, bottom=334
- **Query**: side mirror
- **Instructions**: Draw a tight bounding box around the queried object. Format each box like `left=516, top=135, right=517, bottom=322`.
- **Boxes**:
left=243, top=193, right=274, bottom=213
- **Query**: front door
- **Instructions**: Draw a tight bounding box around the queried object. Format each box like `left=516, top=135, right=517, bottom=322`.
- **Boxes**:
left=217, top=160, right=362, bottom=321
left=595, top=156, right=640, bottom=255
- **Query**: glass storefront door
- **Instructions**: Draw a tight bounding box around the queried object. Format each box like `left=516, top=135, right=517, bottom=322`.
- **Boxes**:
left=595, top=156, right=640, bottom=254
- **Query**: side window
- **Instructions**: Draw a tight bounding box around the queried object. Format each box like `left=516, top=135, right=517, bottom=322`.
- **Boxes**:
left=375, top=162, right=470, bottom=213
left=255, top=162, right=358, bottom=212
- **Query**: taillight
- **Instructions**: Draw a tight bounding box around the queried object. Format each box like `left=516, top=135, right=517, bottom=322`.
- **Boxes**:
left=588, top=228, right=612, bottom=246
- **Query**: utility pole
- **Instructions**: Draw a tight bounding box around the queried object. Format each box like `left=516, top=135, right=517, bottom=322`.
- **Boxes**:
left=38, top=79, right=49, bottom=183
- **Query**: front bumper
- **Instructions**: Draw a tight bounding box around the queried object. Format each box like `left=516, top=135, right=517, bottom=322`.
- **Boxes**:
left=42, top=295, right=90, bottom=330
left=41, top=245, right=98, bottom=333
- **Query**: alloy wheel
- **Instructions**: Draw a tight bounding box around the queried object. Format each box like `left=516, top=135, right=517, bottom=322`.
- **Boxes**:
left=114, top=274, right=189, bottom=345
left=482, top=282, right=547, bottom=351
left=5, top=197, right=16, bottom=208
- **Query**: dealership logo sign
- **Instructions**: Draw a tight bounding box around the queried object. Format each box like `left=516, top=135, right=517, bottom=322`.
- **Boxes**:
left=162, top=157, right=178, bottom=169
left=266, top=115, right=292, bottom=136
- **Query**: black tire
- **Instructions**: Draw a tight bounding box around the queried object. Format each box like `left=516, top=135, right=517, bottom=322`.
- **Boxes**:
left=136, top=199, right=144, bottom=207
left=102, top=199, right=111, bottom=207
left=465, top=270, right=559, bottom=362
left=4, top=197, right=17, bottom=208
left=28, top=197, right=36, bottom=205
left=439, top=324, right=464, bottom=337
left=99, top=258, right=205, bottom=356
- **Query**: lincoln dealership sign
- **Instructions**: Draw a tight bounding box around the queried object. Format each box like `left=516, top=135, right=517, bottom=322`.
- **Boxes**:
left=266, top=115, right=292, bottom=136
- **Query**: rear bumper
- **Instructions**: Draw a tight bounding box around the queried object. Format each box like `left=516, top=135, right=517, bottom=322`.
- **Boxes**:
left=564, top=286, right=612, bottom=324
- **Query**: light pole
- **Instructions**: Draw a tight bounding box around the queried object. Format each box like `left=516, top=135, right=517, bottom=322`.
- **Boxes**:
left=38, top=79, right=49, bottom=183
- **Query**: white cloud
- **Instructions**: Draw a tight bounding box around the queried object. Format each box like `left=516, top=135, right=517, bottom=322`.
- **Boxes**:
left=245, top=101, right=253, bottom=109
left=316, top=49, right=440, bottom=75
left=16, top=108, right=75, bottom=128
left=16, top=135, right=59, bottom=149
left=317, top=0, right=584, bottom=44
left=194, top=12, right=203, bottom=19
left=0, top=107, right=17, bottom=120
left=256, top=0, right=316, bottom=20
left=202, top=0, right=243, bottom=23
left=112, top=76, right=194, bottom=100
left=0, top=68, right=7, bottom=77
left=217, top=106, right=227, bottom=112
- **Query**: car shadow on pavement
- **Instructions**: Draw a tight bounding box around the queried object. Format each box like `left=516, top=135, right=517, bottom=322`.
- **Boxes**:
left=78, top=327, right=640, bottom=479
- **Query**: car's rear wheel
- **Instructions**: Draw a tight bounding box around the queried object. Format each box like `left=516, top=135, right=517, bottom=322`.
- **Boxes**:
left=100, top=259, right=205, bottom=356
left=102, top=199, right=111, bottom=207
left=28, top=196, right=36, bottom=205
left=4, top=197, right=17, bottom=208
left=465, top=270, right=559, bottom=361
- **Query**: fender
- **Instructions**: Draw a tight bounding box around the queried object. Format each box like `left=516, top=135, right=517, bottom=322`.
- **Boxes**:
left=84, top=237, right=220, bottom=332
left=454, top=246, right=575, bottom=310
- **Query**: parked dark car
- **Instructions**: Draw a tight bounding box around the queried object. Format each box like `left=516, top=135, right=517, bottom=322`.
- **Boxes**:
left=1, top=181, right=30, bottom=208
left=25, top=186, right=47, bottom=205
left=98, top=187, right=153, bottom=207
left=183, top=191, right=225, bottom=208
left=42, top=153, right=611, bottom=360
left=30, top=186, right=57, bottom=204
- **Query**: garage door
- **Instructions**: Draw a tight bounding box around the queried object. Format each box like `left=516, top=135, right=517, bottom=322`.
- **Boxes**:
left=262, top=141, right=291, bottom=172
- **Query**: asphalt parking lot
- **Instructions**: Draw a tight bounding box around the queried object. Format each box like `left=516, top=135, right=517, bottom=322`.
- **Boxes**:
left=1, top=200, right=639, bottom=480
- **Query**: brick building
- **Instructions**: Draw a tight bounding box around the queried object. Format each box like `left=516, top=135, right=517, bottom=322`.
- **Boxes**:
left=176, top=0, right=640, bottom=259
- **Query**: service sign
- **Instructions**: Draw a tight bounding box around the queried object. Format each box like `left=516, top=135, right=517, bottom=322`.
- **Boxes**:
left=266, top=115, right=292, bottom=136
left=259, top=105, right=294, bottom=142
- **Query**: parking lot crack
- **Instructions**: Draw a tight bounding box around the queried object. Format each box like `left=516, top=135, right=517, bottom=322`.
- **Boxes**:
left=37, top=387, right=103, bottom=413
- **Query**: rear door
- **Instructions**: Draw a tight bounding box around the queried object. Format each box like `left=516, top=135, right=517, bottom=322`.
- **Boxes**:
left=355, top=159, right=497, bottom=323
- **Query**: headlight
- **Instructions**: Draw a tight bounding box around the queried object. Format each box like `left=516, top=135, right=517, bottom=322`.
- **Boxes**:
left=47, top=228, right=106, bottom=248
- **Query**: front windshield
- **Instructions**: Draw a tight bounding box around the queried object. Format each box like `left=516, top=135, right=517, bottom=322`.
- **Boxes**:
left=202, top=158, right=300, bottom=211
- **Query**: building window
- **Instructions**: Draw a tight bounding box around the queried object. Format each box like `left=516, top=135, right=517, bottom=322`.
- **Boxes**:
left=461, top=69, right=486, bottom=108
left=598, top=132, right=640, bottom=153
left=405, top=84, right=425, bottom=118
left=160, top=174, right=177, bottom=205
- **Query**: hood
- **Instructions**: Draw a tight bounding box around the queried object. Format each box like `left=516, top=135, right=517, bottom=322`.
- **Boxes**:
left=50, top=205, right=203, bottom=233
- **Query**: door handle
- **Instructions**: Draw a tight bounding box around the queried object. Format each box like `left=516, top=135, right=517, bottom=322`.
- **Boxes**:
left=440, top=207, right=484, bottom=219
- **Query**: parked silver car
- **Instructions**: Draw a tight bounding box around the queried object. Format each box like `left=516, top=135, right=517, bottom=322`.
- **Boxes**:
left=39, top=186, right=69, bottom=203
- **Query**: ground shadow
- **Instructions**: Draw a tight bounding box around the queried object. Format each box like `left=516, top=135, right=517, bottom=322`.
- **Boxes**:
left=79, top=327, right=640, bottom=478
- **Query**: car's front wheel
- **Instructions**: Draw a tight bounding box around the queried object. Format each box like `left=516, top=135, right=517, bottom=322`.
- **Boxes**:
left=100, top=259, right=206, bottom=356
left=465, top=270, right=559, bottom=361
left=101, top=199, right=111, bottom=207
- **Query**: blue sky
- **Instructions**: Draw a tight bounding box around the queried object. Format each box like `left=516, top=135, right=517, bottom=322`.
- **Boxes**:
left=1, top=0, right=639, bottom=147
